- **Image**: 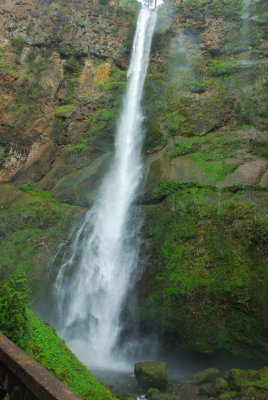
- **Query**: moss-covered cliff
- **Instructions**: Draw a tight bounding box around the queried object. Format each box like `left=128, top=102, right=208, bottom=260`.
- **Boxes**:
left=139, top=0, right=268, bottom=360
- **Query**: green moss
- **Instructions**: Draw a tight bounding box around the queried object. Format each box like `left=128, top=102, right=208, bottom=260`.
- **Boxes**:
left=54, top=104, right=75, bottom=118
left=140, top=184, right=268, bottom=357
left=98, top=68, right=127, bottom=91
left=26, top=310, right=116, bottom=400
left=87, top=107, right=118, bottom=136
left=66, top=141, right=87, bottom=152
left=0, top=184, right=78, bottom=282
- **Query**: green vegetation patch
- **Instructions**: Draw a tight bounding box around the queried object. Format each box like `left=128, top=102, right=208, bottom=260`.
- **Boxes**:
left=0, top=273, right=30, bottom=348
left=98, top=68, right=127, bottom=91
left=26, top=310, right=116, bottom=400
left=0, top=184, right=78, bottom=282
left=55, top=104, right=75, bottom=117
left=206, top=60, right=236, bottom=77
left=140, top=184, right=268, bottom=358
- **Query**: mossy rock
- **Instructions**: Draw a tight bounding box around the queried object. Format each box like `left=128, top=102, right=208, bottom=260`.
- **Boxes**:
left=147, top=388, right=161, bottom=399
left=227, top=368, right=258, bottom=391
left=218, top=392, right=239, bottom=400
left=134, top=362, right=167, bottom=391
left=247, top=367, right=268, bottom=391
left=140, top=184, right=268, bottom=358
left=214, top=378, right=230, bottom=394
left=193, top=368, right=220, bottom=385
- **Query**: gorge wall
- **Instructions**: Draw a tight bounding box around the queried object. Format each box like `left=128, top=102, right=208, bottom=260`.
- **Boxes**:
left=0, top=0, right=268, bottom=370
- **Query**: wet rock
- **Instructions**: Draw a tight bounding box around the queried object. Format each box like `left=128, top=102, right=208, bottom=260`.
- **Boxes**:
left=193, top=368, right=221, bottom=385
left=134, top=362, right=167, bottom=391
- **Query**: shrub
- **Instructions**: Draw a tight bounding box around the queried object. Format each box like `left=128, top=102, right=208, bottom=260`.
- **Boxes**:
left=0, top=273, right=30, bottom=348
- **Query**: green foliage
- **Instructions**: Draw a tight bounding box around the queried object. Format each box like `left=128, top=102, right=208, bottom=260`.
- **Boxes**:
left=207, top=60, right=234, bottom=77
left=26, top=310, right=116, bottom=400
left=0, top=273, right=30, bottom=348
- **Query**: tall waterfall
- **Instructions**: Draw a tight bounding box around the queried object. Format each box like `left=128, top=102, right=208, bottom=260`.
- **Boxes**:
left=51, top=4, right=158, bottom=369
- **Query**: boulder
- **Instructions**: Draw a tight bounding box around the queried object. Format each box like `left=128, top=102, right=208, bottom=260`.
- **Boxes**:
left=134, top=362, right=167, bottom=391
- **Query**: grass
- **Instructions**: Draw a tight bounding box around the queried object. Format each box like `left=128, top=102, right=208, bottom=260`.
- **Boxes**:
left=26, top=310, right=117, bottom=400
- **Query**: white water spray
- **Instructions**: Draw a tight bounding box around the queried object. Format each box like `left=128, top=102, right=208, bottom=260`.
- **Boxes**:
left=51, top=3, right=158, bottom=369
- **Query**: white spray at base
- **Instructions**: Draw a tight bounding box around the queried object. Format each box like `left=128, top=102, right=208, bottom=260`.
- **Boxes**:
left=52, top=5, right=158, bottom=369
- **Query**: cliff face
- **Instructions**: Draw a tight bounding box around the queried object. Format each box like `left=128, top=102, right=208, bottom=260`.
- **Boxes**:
left=0, top=0, right=268, bottom=361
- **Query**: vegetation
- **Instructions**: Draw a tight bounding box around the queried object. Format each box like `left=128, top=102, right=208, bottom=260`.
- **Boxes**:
left=26, top=311, right=116, bottom=400
left=0, top=273, right=30, bottom=348
left=0, top=0, right=267, bottom=396
left=0, top=184, right=78, bottom=282
left=0, top=278, right=116, bottom=399
left=141, top=184, right=268, bottom=358
left=0, top=184, right=115, bottom=399
left=55, top=104, right=75, bottom=117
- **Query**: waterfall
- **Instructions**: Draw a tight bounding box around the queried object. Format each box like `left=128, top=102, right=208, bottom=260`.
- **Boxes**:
left=50, top=3, right=158, bottom=369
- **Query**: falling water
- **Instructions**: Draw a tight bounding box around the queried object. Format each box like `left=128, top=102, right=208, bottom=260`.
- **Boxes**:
left=50, top=2, right=158, bottom=369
